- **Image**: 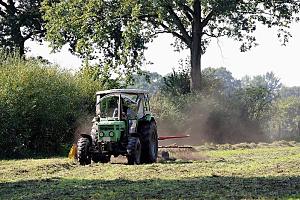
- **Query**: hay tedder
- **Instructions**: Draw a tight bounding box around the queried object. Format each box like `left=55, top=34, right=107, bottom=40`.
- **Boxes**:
left=69, top=89, right=191, bottom=165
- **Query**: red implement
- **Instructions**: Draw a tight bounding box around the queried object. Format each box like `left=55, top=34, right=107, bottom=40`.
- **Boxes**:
left=158, top=135, right=190, bottom=140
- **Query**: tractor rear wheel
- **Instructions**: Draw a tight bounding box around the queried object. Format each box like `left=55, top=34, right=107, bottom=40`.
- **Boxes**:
left=127, top=137, right=141, bottom=165
left=77, top=137, right=91, bottom=165
left=140, top=122, right=158, bottom=164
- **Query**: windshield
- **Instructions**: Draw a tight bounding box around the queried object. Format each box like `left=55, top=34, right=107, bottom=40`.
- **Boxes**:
left=96, top=94, right=138, bottom=119
left=96, top=95, right=119, bottom=118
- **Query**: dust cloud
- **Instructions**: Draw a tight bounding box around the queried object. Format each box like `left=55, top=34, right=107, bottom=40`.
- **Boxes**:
left=73, top=114, right=94, bottom=143
left=157, top=97, right=266, bottom=146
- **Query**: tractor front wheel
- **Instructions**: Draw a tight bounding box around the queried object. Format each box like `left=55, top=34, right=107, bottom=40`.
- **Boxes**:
left=77, top=137, right=91, bottom=165
left=127, top=137, right=141, bottom=165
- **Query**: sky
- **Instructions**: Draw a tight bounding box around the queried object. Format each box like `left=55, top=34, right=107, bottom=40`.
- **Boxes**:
left=26, top=22, right=300, bottom=87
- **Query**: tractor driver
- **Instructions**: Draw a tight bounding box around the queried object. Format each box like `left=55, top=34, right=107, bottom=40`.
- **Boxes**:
left=112, top=97, right=137, bottom=134
left=123, top=102, right=137, bottom=134
left=123, top=104, right=135, bottom=119
left=112, top=98, right=136, bottom=119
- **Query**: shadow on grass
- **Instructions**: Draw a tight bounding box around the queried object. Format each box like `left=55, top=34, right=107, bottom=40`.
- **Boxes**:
left=1, top=176, right=300, bottom=199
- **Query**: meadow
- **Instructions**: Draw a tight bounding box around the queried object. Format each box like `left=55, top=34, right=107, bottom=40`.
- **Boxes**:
left=1, top=141, right=299, bottom=199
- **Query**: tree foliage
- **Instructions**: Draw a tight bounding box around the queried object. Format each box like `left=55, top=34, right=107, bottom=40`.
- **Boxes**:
left=42, top=0, right=300, bottom=90
left=161, top=68, right=191, bottom=96
left=268, top=97, right=300, bottom=140
left=202, top=67, right=241, bottom=96
left=0, top=0, right=45, bottom=56
left=280, top=86, right=300, bottom=98
left=239, top=72, right=282, bottom=120
left=128, top=71, right=163, bottom=94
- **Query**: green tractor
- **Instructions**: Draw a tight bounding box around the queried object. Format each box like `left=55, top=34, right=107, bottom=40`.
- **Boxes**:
left=77, top=89, right=158, bottom=165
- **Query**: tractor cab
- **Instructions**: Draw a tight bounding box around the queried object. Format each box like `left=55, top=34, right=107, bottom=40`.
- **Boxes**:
left=95, top=89, right=151, bottom=137
left=96, top=89, right=150, bottom=117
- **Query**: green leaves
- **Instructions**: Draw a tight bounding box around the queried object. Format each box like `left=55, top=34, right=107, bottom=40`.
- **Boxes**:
left=42, top=0, right=151, bottom=81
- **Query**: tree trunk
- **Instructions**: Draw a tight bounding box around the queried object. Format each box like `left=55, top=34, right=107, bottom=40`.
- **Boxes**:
left=19, top=39, right=25, bottom=57
left=190, top=43, right=202, bottom=91
left=11, top=23, right=26, bottom=57
left=190, top=0, right=202, bottom=91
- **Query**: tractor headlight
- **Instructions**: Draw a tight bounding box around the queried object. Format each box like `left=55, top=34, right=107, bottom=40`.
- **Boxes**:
left=109, top=131, right=114, bottom=137
left=99, top=132, right=104, bottom=137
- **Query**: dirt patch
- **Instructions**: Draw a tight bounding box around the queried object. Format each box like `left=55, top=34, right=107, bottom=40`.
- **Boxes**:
left=110, top=156, right=127, bottom=164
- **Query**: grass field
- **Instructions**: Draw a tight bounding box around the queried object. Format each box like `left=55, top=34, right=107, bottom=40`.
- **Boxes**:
left=1, top=141, right=300, bottom=199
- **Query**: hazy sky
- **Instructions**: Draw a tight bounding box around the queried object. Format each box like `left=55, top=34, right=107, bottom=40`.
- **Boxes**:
left=26, top=23, right=300, bottom=87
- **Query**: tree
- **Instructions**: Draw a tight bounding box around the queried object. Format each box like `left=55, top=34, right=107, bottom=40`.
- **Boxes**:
left=202, top=67, right=241, bottom=96
left=241, top=72, right=282, bottom=102
left=0, top=0, right=44, bottom=56
left=280, top=86, right=300, bottom=98
left=128, top=71, right=163, bottom=94
left=161, top=68, right=191, bottom=96
left=268, top=97, right=300, bottom=140
left=42, top=0, right=300, bottom=91
left=239, top=72, right=282, bottom=121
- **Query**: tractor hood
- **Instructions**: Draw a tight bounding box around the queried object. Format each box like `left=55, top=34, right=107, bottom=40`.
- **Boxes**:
left=97, top=120, right=126, bottom=142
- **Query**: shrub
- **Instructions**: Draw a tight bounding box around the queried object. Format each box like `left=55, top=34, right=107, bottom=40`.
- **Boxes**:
left=0, top=54, right=102, bottom=158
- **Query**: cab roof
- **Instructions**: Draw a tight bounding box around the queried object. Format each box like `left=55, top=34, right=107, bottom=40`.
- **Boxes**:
left=96, top=89, right=148, bottom=95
